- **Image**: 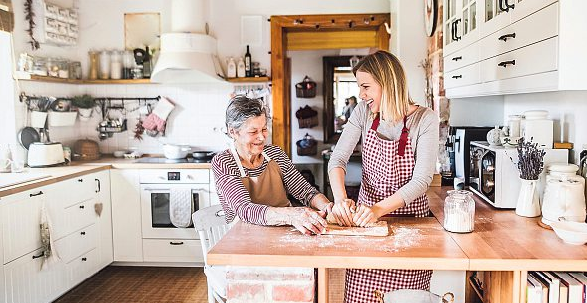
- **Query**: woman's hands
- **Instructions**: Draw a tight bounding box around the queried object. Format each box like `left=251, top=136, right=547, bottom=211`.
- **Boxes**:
left=288, top=207, right=328, bottom=235
left=331, top=198, right=357, bottom=226
left=331, top=199, right=381, bottom=227
left=352, top=204, right=379, bottom=227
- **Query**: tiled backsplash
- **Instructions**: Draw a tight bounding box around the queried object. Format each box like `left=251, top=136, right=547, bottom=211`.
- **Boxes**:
left=17, top=82, right=237, bottom=155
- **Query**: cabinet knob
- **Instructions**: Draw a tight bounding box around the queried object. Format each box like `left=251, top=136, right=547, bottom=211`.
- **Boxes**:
left=29, top=191, right=44, bottom=197
left=80, top=231, right=86, bottom=235
left=79, top=205, right=85, bottom=209
left=78, top=179, right=83, bottom=182
left=498, top=33, right=516, bottom=42
left=452, top=75, right=463, bottom=79
left=169, top=241, right=184, bottom=245
left=82, top=257, right=87, bottom=261
left=498, top=60, right=516, bottom=68
left=451, top=56, right=463, bottom=61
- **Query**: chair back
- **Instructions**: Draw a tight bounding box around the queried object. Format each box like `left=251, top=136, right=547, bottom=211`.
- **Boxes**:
left=193, top=205, right=231, bottom=264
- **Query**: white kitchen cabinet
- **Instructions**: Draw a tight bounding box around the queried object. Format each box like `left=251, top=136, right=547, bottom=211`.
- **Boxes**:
left=65, top=249, right=99, bottom=286
left=4, top=248, right=67, bottom=303
left=0, top=202, right=4, bottom=303
left=142, top=239, right=202, bottom=263
left=443, top=0, right=480, bottom=56
left=110, top=169, right=143, bottom=262
left=445, top=0, right=587, bottom=98
left=209, top=169, right=220, bottom=206
left=94, top=170, right=113, bottom=269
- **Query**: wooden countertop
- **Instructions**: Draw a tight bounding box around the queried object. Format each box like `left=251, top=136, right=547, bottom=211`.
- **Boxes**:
left=207, top=186, right=587, bottom=271
left=0, top=157, right=212, bottom=198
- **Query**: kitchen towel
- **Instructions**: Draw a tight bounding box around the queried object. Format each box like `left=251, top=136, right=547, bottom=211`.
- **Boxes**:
left=142, top=97, right=175, bottom=133
left=40, top=199, right=61, bottom=271
left=170, top=188, right=194, bottom=228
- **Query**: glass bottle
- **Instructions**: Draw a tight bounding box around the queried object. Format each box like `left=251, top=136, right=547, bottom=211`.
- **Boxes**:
left=122, top=50, right=134, bottom=79
left=99, top=50, right=111, bottom=80
left=237, top=57, right=245, bottom=78
left=443, top=190, right=475, bottom=233
left=244, top=45, right=252, bottom=77
left=88, top=51, right=99, bottom=80
left=143, top=46, right=151, bottom=78
left=110, top=51, right=122, bottom=80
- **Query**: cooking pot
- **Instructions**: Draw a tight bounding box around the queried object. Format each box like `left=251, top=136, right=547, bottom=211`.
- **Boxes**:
left=163, top=144, right=192, bottom=159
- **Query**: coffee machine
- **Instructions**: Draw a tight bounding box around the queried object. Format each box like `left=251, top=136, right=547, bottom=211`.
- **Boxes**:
left=445, top=126, right=493, bottom=189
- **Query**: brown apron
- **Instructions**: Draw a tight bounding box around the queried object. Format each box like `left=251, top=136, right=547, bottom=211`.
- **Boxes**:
left=230, top=148, right=290, bottom=207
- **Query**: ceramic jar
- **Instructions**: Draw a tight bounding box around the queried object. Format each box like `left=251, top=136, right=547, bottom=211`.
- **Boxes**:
left=486, top=126, right=505, bottom=146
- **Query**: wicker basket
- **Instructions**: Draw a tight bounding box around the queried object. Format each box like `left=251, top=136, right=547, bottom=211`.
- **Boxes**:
left=73, top=139, right=101, bottom=161
left=295, top=76, right=317, bottom=98
left=296, top=133, right=318, bottom=156
left=295, top=105, right=319, bottom=128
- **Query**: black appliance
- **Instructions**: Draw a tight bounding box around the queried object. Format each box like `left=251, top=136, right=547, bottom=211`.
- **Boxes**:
left=444, top=126, right=493, bottom=189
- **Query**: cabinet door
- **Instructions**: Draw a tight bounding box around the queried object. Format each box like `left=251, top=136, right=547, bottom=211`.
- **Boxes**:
left=480, top=0, right=512, bottom=38
left=66, top=249, right=99, bottom=287
left=444, top=0, right=461, bottom=55
left=209, top=169, right=221, bottom=206
left=511, top=0, right=557, bottom=23
left=94, top=170, right=113, bottom=269
left=4, top=248, right=67, bottom=303
left=110, top=170, right=143, bottom=262
left=1, top=188, right=50, bottom=264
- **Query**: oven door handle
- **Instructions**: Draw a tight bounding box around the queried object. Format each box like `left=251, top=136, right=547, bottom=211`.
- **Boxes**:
left=143, top=188, right=171, bottom=191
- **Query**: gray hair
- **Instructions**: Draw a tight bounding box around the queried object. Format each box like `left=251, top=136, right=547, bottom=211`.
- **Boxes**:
left=225, top=95, right=270, bottom=131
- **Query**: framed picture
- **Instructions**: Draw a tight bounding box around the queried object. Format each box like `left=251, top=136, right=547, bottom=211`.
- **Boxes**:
left=424, top=0, right=437, bottom=37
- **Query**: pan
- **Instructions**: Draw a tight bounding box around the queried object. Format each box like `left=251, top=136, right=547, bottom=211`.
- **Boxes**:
left=192, top=151, right=215, bottom=160
left=18, top=127, right=40, bottom=150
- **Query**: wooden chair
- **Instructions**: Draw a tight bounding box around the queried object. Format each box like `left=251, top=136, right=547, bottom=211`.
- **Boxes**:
left=193, top=205, right=231, bottom=303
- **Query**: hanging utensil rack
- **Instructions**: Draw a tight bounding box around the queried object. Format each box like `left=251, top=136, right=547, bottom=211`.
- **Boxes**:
left=94, top=96, right=161, bottom=120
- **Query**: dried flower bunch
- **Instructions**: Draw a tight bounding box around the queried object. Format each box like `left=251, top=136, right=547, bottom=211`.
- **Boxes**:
left=512, top=137, right=546, bottom=180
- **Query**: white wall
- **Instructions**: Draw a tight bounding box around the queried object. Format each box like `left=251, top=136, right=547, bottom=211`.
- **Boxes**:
left=0, top=32, right=17, bottom=150
left=449, top=96, right=504, bottom=127
left=7, top=0, right=389, bottom=159
left=504, top=91, right=587, bottom=164
left=390, top=0, right=427, bottom=105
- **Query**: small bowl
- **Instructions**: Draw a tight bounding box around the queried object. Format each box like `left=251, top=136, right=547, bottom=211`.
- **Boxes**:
left=550, top=221, right=587, bottom=245
left=113, top=150, right=125, bottom=158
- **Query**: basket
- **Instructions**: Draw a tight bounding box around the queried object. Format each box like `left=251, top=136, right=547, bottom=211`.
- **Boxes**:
left=73, top=139, right=101, bottom=161
left=295, top=105, right=319, bottom=128
left=296, top=133, right=318, bottom=156
left=295, top=76, right=317, bottom=98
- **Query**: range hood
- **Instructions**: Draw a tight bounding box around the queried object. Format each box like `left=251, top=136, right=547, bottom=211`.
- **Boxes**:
left=150, top=0, right=225, bottom=83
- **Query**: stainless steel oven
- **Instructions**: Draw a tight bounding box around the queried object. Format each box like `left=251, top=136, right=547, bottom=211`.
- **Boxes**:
left=140, top=170, right=210, bottom=239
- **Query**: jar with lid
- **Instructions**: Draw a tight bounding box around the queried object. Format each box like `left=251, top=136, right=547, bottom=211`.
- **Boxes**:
left=31, top=57, right=48, bottom=76
left=57, top=59, right=69, bottom=78
left=88, top=51, right=99, bottom=80
left=99, top=50, right=111, bottom=80
left=122, top=50, right=135, bottom=79
left=443, top=190, right=475, bottom=233
left=110, top=51, right=122, bottom=80
left=507, top=115, right=523, bottom=138
left=46, top=58, right=59, bottom=77
left=69, top=61, right=82, bottom=80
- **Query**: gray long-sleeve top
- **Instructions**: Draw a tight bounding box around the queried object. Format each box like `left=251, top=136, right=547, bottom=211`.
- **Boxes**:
left=328, top=101, right=439, bottom=205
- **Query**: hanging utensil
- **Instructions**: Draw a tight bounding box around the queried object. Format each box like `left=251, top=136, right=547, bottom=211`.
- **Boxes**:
left=17, top=126, right=40, bottom=150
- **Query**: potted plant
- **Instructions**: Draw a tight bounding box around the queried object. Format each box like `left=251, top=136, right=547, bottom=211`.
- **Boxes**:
left=72, top=94, right=96, bottom=121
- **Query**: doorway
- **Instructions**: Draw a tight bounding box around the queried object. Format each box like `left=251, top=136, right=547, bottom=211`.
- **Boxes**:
left=269, top=13, right=391, bottom=155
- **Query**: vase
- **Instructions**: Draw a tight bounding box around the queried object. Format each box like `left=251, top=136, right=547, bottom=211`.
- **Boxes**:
left=78, top=108, right=93, bottom=121
left=516, top=178, right=541, bottom=217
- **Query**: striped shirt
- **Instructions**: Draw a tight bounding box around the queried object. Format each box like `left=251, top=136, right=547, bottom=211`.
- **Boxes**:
left=212, top=145, right=319, bottom=225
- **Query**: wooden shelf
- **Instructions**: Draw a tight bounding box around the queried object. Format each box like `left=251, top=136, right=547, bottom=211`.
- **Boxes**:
left=15, top=74, right=153, bottom=85
left=226, top=76, right=270, bottom=83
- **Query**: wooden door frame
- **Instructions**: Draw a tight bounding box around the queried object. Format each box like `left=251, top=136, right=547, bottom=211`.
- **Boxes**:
left=270, top=13, right=391, bottom=155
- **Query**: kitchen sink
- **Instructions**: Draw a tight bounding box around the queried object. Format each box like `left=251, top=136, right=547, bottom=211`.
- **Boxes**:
left=0, top=173, right=51, bottom=189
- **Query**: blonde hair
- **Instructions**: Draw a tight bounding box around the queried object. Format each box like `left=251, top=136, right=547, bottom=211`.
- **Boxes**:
left=352, top=50, right=414, bottom=123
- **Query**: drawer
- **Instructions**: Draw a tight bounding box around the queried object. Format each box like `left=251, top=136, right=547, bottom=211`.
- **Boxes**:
left=66, top=248, right=99, bottom=286
left=444, top=63, right=480, bottom=89
left=142, top=239, right=203, bottom=263
left=444, top=41, right=480, bottom=73
left=55, top=224, right=98, bottom=263
left=63, top=199, right=97, bottom=235
left=50, top=174, right=96, bottom=208
left=480, top=2, right=558, bottom=61
left=481, top=36, right=558, bottom=83
left=511, top=0, right=558, bottom=24
left=139, top=169, right=209, bottom=184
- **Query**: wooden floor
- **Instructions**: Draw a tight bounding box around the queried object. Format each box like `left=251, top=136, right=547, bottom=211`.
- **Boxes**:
left=54, top=266, right=209, bottom=303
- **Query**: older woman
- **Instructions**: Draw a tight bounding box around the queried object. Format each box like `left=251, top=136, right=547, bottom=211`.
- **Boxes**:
left=212, top=95, right=332, bottom=235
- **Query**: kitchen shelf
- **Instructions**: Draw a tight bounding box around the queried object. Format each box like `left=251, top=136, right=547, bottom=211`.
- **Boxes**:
left=226, top=76, right=270, bottom=83
left=14, top=74, right=153, bottom=85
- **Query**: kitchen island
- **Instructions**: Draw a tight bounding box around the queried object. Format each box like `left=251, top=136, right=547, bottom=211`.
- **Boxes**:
left=207, top=187, right=587, bottom=303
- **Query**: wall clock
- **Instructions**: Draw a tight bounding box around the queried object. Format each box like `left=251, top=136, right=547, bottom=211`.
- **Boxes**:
left=424, top=0, right=437, bottom=37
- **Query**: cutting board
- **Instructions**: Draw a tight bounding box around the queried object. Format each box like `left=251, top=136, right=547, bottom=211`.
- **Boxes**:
left=323, top=221, right=390, bottom=237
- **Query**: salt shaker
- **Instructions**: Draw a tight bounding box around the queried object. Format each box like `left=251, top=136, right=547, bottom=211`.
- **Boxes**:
left=443, top=190, right=475, bottom=233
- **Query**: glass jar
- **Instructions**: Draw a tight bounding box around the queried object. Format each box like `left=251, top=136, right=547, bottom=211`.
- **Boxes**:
left=99, top=50, right=111, bottom=80
left=31, top=57, right=48, bottom=76
left=122, top=50, right=135, bottom=79
left=46, top=58, right=59, bottom=77
left=57, top=59, right=69, bottom=78
left=69, top=61, right=82, bottom=80
left=110, top=50, right=122, bottom=80
left=443, top=190, right=475, bottom=233
left=88, top=51, right=99, bottom=80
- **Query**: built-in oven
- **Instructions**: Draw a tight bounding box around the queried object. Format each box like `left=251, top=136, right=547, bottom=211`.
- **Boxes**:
left=140, top=169, right=210, bottom=240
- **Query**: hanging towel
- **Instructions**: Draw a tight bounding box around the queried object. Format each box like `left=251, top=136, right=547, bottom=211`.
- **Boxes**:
left=169, top=188, right=194, bottom=228
left=142, top=97, right=175, bottom=133
left=40, top=199, right=60, bottom=271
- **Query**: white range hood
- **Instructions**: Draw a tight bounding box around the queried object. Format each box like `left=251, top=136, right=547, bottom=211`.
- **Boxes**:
left=150, top=0, right=225, bottom=84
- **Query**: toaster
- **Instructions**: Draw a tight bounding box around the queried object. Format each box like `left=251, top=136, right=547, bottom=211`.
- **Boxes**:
left=27, top=142, right=65, bottom=167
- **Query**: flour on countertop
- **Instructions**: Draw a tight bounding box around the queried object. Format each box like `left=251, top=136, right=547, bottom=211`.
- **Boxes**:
left=273, top=225, right=422, bottom=253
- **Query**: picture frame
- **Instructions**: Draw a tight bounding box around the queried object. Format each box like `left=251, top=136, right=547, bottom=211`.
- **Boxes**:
left=424, top=0, right=437, bottom=37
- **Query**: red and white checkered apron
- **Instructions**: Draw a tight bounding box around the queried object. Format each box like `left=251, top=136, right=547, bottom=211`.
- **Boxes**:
left=345, top=115, right=432, bottom=303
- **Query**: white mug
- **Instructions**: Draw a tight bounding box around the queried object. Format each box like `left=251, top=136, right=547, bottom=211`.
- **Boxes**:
left=0, top=158, right=12, bottom=173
